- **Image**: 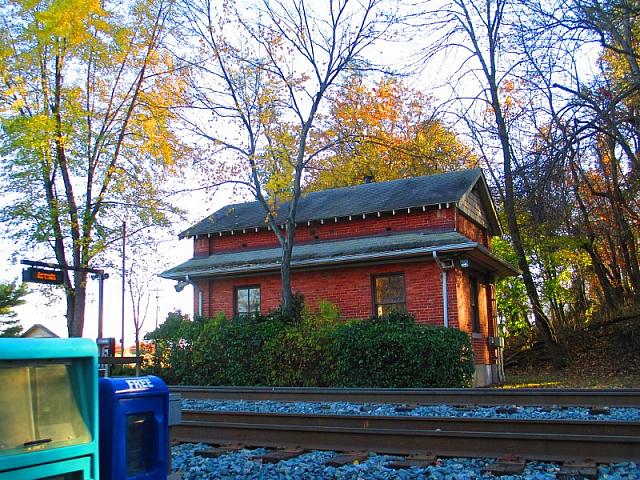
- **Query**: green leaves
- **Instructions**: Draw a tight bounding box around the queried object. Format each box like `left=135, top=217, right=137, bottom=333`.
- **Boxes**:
left=332, top=314, right=475, bottom=388
left=147, top=307, right=475, bottom=388
left=0, top=0, right=188, bottom=336
left=0, top=281, right=28, bottom=337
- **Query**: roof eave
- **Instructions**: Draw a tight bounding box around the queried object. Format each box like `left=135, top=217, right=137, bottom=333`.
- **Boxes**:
left=178, top=201, right=462, bottom=239
left=160, top=241, right=519, bottom=280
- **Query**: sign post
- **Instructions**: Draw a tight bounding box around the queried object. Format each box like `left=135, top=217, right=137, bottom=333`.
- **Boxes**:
left=22, top=267, right=64, bottom=285
left=21, top=260, right=109, bottom=337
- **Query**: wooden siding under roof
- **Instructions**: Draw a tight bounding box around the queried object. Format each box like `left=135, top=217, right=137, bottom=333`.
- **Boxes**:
left=459, top=185, right=489, bottom=228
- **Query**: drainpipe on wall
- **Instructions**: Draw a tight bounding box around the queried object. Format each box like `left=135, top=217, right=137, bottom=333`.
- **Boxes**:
left=432, top=251, right=454, bottom=328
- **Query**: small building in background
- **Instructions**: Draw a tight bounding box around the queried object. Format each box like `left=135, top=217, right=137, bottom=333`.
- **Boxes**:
left=162, top=169, right=519, bottom=386
left=21, top=323, right=60, bottom=338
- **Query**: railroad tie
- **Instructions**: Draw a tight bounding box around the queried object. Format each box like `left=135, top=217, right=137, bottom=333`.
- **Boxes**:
left=387, top=454, right=437, bottom=469
left=324, top=452, right=369, bottom=467
left=495, top=405, right=520, bottom=414
left=394, top=404, right=417, bottom=413
left=481, top=456, right=526, bottom=476
left=251, top=449, right=306, bottom=464
left=557, top=460, right=598, bottom=480
left=588, top=406, right=610, bottom=416
left=194, top=444, right=244, bottom=458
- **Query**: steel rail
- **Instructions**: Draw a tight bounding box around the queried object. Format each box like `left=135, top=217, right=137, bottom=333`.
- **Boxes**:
left=181, top=410, right=640, bottom=437
left=172, top=417, right=640, bottom=463
left=170, top=386, right=640, bottom=407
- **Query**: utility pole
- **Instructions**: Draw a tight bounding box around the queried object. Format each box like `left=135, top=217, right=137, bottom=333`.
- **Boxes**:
left=155, top=288, right=160, bottom=329
left=121, top=221, right=126, bottom=357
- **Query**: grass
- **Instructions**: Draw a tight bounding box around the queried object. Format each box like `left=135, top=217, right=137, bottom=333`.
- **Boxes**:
left=503, top=368, right=640, bottom=389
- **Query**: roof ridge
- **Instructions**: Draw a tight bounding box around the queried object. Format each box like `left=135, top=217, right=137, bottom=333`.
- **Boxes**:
left=299, top=167, right=481, bottom=197
left=180, top=168, right=485, bottom=238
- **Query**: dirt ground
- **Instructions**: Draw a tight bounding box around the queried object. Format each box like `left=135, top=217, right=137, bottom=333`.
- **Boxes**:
left=502, top=319, right=640, bottom=388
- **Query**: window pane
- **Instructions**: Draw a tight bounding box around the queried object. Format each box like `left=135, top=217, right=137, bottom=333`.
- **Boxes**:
left=0, top=363, right=90, bottom=455
left=236, top=290, right=249, bottom=314
left=248, top=288, right=260, bottom=313
left=374, top=274, right=406, bottom=316
left=378, top=303, right=405, bottom=316
left=386, top=275, right=405, bottom=303
left=126, top=413, right=154, bottom=476
left=236, top=287, right=260, bottom=316
left=375, top=277, right=389, bottom=303
left=42, top=473, right=82, bottom=480
left=375, top=275, right=405, bottom=304
left=470, top=278, right=480, bottom=332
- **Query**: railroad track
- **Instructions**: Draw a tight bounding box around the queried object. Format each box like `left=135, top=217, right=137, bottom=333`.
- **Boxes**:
left=172, top=409, right=640, bottom=463
left=170, top=385, right=640, bottom=407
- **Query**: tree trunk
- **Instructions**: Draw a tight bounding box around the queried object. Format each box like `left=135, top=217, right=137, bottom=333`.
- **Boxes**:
left=135, top=329, right=141, bottom=376
left=280, top=220, right=297, bottom=316
left=489, top=68, right=568, bottom=368
left=503, top=191, right=569, bottom=368
left=68, top=272, right=87, bottom=337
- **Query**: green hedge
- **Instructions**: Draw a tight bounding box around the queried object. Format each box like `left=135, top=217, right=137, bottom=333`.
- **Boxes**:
left=146, top=308, right=475, bottom=388
left=332, top=312, right=475, bottom=387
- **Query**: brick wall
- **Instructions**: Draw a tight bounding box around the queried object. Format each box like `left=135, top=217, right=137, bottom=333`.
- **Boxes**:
left=194, top=206, right=457, bottom=255
left=187, top=203, right=497, bottom=367
left=454, top=271, right=495, bottom=364
left=194, top=261, right=494, bottom=366
left=195, top=260, right=451, bottom=326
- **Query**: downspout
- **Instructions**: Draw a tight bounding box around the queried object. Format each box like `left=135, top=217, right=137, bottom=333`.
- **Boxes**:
left=432, top=251, right=448, bottom=328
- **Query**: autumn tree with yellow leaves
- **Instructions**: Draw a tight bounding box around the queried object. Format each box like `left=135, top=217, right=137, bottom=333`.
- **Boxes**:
left=0, top=0, right=187, bottom=337
left=306, top=75, right=474, bottom=191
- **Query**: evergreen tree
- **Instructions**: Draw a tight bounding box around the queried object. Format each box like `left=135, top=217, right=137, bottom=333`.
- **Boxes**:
left=0, top=282, right=27, bottom=337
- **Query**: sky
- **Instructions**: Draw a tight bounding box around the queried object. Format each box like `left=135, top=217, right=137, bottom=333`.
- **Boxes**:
left=1, top=0, right=591, bottom=342
left=0, top=5, right=454, bottom=343
left=0, top=182, right=235, bottom=342
left=2, top=227, right=194, bottom=341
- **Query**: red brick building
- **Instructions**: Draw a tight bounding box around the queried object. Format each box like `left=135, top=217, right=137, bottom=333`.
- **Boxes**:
left=162, top=169, right=518, bottom=386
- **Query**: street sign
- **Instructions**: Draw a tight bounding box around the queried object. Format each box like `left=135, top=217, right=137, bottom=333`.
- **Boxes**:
left=22, top=266, right=64, bottom=285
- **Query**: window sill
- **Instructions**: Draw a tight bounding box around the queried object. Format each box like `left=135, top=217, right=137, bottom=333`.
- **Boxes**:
left=471, top=333, right=483, bottom=339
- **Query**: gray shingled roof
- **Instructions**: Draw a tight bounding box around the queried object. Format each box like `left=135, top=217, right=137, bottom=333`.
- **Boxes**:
left=180, top=169, right=485, bottom=239
left=160, top=230, right=518, bottom=279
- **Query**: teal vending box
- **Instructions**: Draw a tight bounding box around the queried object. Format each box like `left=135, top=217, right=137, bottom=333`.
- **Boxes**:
left=0, top=338, right=99, bottom=480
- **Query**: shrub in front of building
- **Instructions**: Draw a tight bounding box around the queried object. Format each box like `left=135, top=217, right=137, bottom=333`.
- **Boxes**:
left=192, top=313, right=287, bottom=385
left=331, top=311, right=475, bottom=387
left=148, top=306, right=475, bottom=387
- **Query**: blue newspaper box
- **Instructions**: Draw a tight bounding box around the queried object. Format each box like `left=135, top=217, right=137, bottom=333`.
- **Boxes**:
left=99, top=376, right=169, bottom=480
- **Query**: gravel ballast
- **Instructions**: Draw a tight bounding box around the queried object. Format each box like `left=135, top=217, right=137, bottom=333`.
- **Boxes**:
left=182, top=399, right=640, bottom=422
left=172, top=442, right=640, bottom=479
left=175, top=399, right=640, bottom=478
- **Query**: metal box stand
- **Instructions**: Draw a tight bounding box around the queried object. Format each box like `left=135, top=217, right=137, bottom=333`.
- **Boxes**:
left=98, top=376, right=169, bottom=480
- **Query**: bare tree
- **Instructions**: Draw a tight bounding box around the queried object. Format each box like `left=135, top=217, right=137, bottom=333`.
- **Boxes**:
left=416, top=0, right=569, bottom=366
left=128, top=256, right=154, bottom=375
left=178, top=0, right=397, bottom=315
left=529, top=0, right=640, bottom=308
